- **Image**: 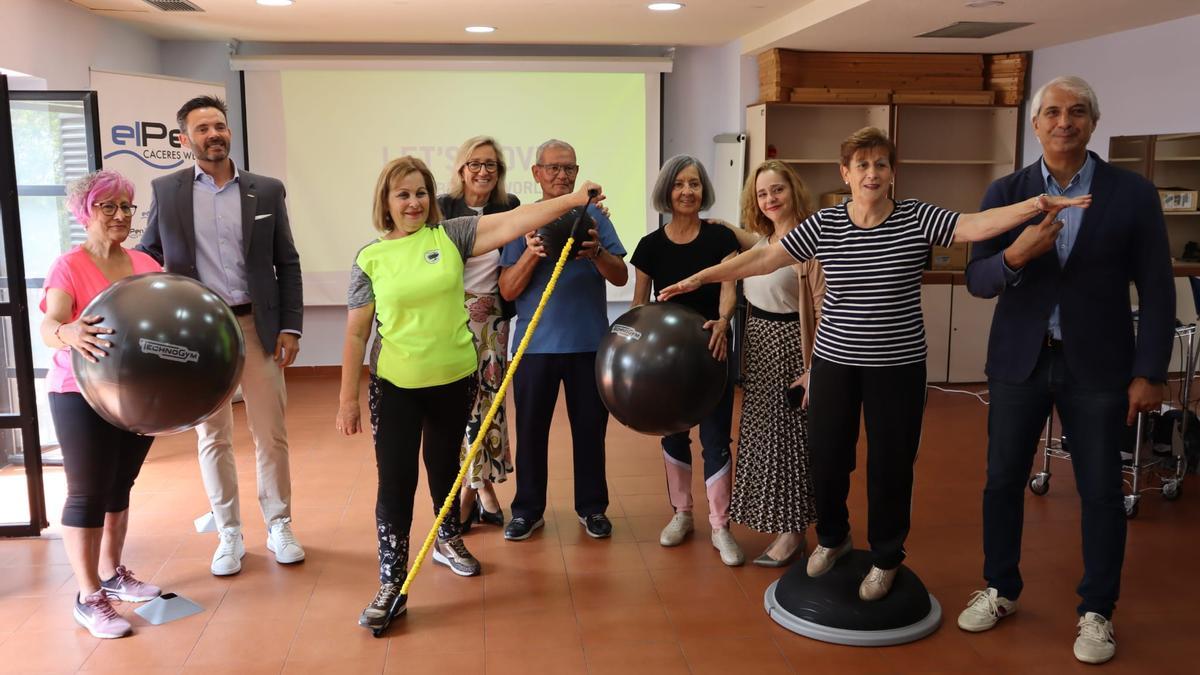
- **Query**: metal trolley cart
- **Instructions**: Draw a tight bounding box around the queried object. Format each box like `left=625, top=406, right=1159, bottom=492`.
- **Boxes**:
left=1028, top=323, right=1193, bottom=519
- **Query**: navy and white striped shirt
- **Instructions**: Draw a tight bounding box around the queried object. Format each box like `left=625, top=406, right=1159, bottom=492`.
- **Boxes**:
left=780, top=199, right=959, bottom=367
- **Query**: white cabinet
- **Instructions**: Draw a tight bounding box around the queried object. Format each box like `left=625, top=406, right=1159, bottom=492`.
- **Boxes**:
left=922, top=284, right=951, bottom=382
left=948, top=285, right=996, bottom=383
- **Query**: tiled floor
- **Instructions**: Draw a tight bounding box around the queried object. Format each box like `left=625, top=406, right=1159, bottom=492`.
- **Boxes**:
left=0, top=373, right=1197, bottom=674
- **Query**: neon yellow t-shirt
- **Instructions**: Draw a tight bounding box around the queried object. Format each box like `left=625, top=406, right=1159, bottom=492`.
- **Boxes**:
left=348, top=218, right=478, bottom=388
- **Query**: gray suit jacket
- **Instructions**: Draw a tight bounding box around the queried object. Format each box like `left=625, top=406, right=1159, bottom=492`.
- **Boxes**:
left=140, top=165, right=303, bottom=353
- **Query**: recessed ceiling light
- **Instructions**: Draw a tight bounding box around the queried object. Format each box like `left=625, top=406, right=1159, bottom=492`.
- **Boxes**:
left=465, top=25, right=496, bottom=33
left=648, top=2, right=685, bottom=11
left=256, top=0, right=294, bottom=6
left=965, top=0, right=1004, bottom=7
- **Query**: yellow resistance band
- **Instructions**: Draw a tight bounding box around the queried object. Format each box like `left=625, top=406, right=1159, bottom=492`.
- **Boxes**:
left=400, top=234, right=580, bottom=597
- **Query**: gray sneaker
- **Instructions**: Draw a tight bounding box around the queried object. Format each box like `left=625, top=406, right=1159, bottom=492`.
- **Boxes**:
left=358, top=583, right=406, bottom=631
left=432, top=537, right=482, bottom=577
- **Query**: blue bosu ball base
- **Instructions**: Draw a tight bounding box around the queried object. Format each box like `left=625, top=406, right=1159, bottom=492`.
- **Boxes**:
left=764, top=549, right=942, bottom=646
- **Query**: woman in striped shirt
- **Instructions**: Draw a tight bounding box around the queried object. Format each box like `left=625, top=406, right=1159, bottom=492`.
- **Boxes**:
left=660, top=127, right=1089, bottom=601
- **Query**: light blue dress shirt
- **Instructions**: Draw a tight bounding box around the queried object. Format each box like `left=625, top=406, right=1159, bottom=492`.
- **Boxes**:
left=193, top=164, right=251, bottom=307
left=1041, top=155, right=1095, bottom=340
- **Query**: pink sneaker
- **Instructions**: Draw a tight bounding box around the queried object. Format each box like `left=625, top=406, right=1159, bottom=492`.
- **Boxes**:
left=74, top=590, right=132, bottom=639
left=100, top=565, right=162, bottom=602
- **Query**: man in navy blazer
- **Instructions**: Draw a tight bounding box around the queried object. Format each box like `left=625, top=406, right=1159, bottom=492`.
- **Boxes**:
left=141, top=96, right=305, bottom=577
left=958, top=76, right=1174, bottom=664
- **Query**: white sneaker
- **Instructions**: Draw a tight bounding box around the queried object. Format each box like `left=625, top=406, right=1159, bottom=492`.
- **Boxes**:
left=211, top=528, right=246, bottom=576
left=957, top=588, right=1017, bottom=632
left=658, top=512, right=694, bottom=547
left=1074, top=612, right=1116, bottom=664
left=710, top=527, right=745, bottom=566
left=266, top=519, right=306, bottom=564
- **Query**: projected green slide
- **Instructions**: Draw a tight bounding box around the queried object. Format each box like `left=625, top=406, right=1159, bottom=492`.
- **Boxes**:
left=280, top=70, right=647, bottom=275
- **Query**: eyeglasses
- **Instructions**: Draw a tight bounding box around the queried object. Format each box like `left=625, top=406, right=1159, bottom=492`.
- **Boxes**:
left=536, top=163, right=579, bottom=177
left=465, top=160, right=500, bottom=174
left=92, top=202, right=138, bottom=217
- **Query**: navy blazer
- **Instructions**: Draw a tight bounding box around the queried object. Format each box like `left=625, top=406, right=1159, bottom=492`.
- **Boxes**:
left=140, top=166, right=304, bottom=354
left=965, top=152, right=1174, bottom=388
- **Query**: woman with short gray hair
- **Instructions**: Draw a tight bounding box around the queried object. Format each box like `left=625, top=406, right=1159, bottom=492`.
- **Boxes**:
left=630, top=154, right=745, bottom=565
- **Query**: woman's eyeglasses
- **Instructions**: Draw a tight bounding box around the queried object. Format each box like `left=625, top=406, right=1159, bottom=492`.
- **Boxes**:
left=92, top=202, right=138, bottom=217
left=465, top=161, right=500, bottom=174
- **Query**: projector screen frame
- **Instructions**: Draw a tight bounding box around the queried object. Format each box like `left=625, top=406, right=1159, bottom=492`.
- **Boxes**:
left=236, top=55, right=671, bottom=306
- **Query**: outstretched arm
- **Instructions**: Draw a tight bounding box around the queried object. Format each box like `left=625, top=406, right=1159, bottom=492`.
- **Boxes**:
left=658, top=240, right=793, bottom=301
left=472, top=182, right=601, bottom=256
left=954, top=194, right=1086, bottom=243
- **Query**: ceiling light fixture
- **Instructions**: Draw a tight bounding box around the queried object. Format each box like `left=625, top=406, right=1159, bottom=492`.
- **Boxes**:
left=256, top=0, right=294, bottom=6
left=465, top=25, right=496, bottom=33
left=965, top=1, right=1005, bottom=7
left=648, top=2, right=685, bottom=11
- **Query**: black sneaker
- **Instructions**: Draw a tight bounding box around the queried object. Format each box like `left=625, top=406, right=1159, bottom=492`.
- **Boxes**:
left=579, top=513, right=613, bottom=539
left=504, top=516, right=544, bottom=541
left=358, top=583, right=406, bottom=631
left=432, top=537, right=482, bottom=577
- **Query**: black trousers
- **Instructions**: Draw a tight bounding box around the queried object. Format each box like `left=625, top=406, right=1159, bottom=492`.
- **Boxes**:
left=368, top=374, right=474, bottom=583
left=807, top=356, right=927, bottom=570
left=984, top=343, right=1127, bottom=618
left=510, top=352, right=609, bottom=521
left=49, top=392, right=154, bottom=529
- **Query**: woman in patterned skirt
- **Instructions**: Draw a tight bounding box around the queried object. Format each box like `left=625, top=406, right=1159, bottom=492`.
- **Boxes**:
left=732, top=160, right=825, bottom=567
left=437, top=136, right=519, bottom=530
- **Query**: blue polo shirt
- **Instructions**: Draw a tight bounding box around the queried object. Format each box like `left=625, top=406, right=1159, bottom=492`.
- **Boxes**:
left=500, top=204, right=626, bottom=354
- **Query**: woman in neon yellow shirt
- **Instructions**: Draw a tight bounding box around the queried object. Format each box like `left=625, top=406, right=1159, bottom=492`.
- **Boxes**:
left=336, top=155, right=602, bottom=632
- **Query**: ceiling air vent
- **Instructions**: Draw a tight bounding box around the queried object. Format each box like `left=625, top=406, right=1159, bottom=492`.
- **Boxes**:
left=917, top=21, right=1031, bottom=39
left=140, top=0, right=204, bottom=11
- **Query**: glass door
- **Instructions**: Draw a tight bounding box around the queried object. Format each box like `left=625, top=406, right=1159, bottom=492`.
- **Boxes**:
left=0, top=82, right=101, bottom=536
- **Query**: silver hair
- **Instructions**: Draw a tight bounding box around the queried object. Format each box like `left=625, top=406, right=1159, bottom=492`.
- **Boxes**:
left=652, top=154, right=715, bottom=214
left=535, top=138, right=575, bottom=165
left=1030, top=75, right=1100, bottom=123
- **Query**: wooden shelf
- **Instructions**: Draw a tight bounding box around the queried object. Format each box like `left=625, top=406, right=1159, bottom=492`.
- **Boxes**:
left=1155, top=156, right=1200, bottom=162
left=901, top=159, right=1013, bottom=165
left=1110, top=157, right=1143, bottom=163
left=1166, top=211, right=1200, bottom=217
left=778, top=158, right=841, bottom=164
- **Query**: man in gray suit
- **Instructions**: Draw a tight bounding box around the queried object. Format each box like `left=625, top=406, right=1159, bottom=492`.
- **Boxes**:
left=141, top=96, right=304, bottom=576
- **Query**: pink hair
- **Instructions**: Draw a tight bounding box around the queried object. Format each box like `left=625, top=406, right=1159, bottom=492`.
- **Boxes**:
left=66, top=170, right=136, bottom=226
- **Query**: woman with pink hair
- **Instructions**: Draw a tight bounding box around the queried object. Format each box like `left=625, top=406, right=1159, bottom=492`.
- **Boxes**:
left=40, top=169, right=164, bottom=639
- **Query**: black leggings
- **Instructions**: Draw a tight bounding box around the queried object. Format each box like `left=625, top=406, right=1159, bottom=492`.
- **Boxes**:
left=368, top=374, right=475, bottom=583
left=49, top=392, right=154, bottom=529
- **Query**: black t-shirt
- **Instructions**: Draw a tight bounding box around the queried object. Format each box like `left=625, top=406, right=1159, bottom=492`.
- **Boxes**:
left=630, top=220, right=740, bottom=320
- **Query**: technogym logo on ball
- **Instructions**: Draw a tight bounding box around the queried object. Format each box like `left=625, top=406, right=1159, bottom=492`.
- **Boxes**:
left=611, top=324, right=642, bottom=341
left=139, top=338, right=200, bottom=364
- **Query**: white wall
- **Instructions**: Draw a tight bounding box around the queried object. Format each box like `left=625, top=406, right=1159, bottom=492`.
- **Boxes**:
left=160, top=41, right=245, bottom=170
left=1, top=0, right=161, bottom=90
left=1023, top=14, right=1200, bottom=165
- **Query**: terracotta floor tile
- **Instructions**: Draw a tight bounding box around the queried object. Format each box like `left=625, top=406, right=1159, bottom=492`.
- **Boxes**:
left=81, top=618, right=205, bottom=669
left=483, top=606, right=581, bottom=652
left=184, top=619, right=296, bottom=668
left=484, top=645, right=587, bottom=675
left=383, top=648, right=484, bottom=675
left=567, top=568, right=659, bottom=608
left=575, top=600, right=675, bottom=646
left=0, top=627, right=99, bottom=672
left=582, top=640, right=690, bottom=675
left=680, top=635, right=793, bottom=675
left=286, top=616, right=388, bottom=666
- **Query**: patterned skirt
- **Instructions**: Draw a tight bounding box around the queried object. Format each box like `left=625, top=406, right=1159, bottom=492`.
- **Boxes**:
left=729, top=313, right=818, bottom=533
left=460, top=292, right=512, bottom=487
